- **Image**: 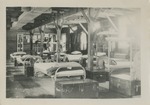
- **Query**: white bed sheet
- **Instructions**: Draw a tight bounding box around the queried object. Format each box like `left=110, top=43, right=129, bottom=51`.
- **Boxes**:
left=34, top=62, right=82, bottom=75
left=34, top=63, right=56, bottom=74
left=105, top=60, right=132, bottom=69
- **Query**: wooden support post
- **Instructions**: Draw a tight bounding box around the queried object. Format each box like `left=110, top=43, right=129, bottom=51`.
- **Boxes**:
left=108, top=40, right=111, bottom=71
left=81, top=8, right=100, bottom=71
left=53, top=18, right=59, bottom=62
left=54, top=11, right=64, bottom=63
left=38, top=25, right=45, bottom=57
left=82, top=8, right=103, bottom=71
left=29, top=30, right=34, bottom=55
left=40, top=32, right=44, bottom=57
left=36, top=34, right=38, bottom=53
left=87, top=9, right=94, bottom=71
left=47, top=34, right=51, bottom=54
left=56, top=28, right=61, bottom=62
left=129, top=40, right=132, bottom=80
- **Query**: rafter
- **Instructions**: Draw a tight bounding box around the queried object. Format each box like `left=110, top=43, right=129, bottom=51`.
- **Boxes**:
left=11, top=7, right=51, bottom=30
left=79, top=22, right=88, bottom=35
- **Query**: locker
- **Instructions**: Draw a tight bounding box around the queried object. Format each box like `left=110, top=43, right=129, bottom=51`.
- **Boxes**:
left=55, top=79, right=99, bottom=98
left=25, top=67, right=34, bottom=77
left=86, top=69, right=109, bottom=82
left=109, top=74, right=141, bottom=97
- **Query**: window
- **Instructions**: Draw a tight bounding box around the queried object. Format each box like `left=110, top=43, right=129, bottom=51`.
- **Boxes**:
left=61, top=33, right=66, bottom=52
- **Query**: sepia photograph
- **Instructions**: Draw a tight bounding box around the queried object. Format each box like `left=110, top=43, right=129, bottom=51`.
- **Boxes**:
left=6, top=7, right=141, bottom=99
left=1, top=0, right=150, bottom=105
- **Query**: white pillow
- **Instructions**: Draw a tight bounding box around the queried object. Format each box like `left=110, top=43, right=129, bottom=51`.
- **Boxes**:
left=71, top=51, right=82, bottom=55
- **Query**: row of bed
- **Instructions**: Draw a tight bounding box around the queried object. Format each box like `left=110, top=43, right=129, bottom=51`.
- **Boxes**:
left=10, top=50, right=131, bottom=78
left=33, top=51, right=131, bottom=78
left=11, top=51, right=138, bottom=97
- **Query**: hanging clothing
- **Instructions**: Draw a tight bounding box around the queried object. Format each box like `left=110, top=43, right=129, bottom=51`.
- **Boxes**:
left=80, top=31, right=87, bottom=50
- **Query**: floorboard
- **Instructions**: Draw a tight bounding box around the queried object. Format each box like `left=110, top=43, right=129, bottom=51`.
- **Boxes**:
left=6, top=60, right=137, bottom=99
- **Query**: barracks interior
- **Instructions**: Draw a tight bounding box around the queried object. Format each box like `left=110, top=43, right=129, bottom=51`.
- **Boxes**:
left=6, top=7, right=141, bottom=98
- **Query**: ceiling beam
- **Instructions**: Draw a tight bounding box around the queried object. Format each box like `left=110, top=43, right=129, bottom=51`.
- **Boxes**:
left=64, top=19, right=86, bottom=24
left=106, top=15, right=119, bottom=32
left=79, top=22, right=88, bottom=35
left=46, top=18, right=86, bottom=27
left=23, top=8, right=83, bottom=30
left=81, top=9, right=90, bottom=23
left=21, top=8, right=135, bottom=30
left=11, top=7, right=51, bottom=30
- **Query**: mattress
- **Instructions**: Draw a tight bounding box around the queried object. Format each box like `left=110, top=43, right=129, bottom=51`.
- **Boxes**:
left=84, top=56, right=131, bottom=69
left=54, top=53, right=66, bottom=61
left=34, top=62, right=84, bottom=77
left=55, top=70, right=85, bottom=77
left=34, top=63, right=55, bottom=74
left=81, top=52, right=106, bottom=59
left=105, top=59, right=132, bottom=70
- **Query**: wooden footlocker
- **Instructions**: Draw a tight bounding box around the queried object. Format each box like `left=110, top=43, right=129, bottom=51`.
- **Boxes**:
left=109, top=74, right=141, bottom=97
left=25, top=67, right=34, bottom=77
left=55, top=79, right=99, bottom=98
left=54, top=66, right=99, bottom=98
left=86, top=69, right=109, bottom=82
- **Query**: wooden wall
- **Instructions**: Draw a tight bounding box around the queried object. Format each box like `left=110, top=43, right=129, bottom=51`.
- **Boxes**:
left=6, top=30, right=17, bottom=60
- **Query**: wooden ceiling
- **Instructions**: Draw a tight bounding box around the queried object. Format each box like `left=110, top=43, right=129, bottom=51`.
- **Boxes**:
left=6, top=7, right=138, bottom=31
left=6, top=7, right=23, bottom=30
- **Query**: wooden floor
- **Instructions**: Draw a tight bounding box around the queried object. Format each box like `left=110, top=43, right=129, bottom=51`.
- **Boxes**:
left=6, top=60, right=138, bottom=99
